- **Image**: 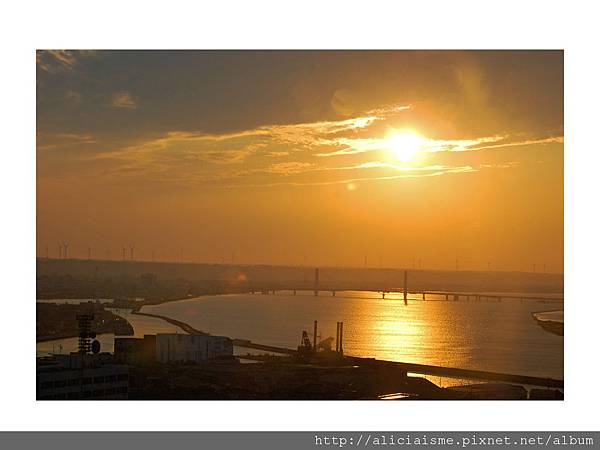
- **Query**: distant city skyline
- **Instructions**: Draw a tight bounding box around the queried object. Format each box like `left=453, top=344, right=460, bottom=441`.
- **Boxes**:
left=37, top=50, right=563, bottom=272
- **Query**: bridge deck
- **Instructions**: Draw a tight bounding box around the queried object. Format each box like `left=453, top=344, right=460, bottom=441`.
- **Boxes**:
left=258, top=288, right=563, bottom=302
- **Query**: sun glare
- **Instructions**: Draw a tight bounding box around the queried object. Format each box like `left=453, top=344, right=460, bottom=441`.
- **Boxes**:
left=385, top=130, right=426, bottom=162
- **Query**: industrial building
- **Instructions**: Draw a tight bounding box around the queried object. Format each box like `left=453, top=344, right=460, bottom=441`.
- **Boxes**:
left=114, top=333, right=233, bottom=364
left=36, top=353, right=129, bottom=400
left=114, top=335, right=156, bottom=365
left=156, top=334, right=233, bottom=363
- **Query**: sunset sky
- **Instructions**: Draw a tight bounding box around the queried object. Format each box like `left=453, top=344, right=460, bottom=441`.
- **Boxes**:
left=36, top=50, right=563, bottom=271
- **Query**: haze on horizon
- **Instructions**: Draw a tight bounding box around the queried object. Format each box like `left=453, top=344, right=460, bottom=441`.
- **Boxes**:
left=36, top=50, right=563, bottom=272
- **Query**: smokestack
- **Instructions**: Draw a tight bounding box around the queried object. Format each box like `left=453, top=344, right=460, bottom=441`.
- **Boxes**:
left=335, top=322, right=340, bottom=352
left=339, top=322, right=343, bottom=354
left=313, top=320, right=318, bottom=353
left=314, top=267, right=320, bottom=296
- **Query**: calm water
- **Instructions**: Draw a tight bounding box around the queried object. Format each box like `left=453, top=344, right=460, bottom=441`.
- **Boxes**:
left=36, top=291, right=563, bottom=383
left=141, top=291, right=564, bottom=380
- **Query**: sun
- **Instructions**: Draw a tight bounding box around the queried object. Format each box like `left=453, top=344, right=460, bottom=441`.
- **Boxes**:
left=385, top=130, right=426, bottom=162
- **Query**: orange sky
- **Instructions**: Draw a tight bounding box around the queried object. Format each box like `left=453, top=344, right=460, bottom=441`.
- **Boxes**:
left=36, top=50, right=563, bottom=272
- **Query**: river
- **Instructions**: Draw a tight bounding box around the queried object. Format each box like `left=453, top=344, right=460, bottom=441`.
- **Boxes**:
left=142, top=291, right=563, bottom=380
left=36, top=291, right=563, bottom=383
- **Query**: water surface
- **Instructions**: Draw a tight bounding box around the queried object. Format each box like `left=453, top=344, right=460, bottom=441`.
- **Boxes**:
left=141, top=291, right=563, bottom=380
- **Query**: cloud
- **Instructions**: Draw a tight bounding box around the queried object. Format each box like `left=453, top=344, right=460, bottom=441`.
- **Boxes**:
left=467, top=136, right=563, bottom=152
left=266, top=151, right=290, bottom=158
left=92, top=110, right=390, bottom=167
left=37, top=132, right=96, bottom=151
left=110, top=91, right=138, bottom=109
left=216, top=165, right=480, bottom=190
left=47, top=101, right=561, bottom=188
left=36, top=50, right=96, bottom=73
left=265, top=162, right=315, bottom=175
left=315, top=134, right=563, bottom=158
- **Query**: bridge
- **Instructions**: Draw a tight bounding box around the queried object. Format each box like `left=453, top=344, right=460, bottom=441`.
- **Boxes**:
left=250, top=268, right=564, bottom=304
left=249, top=287, right=562, bottom=304
left=248, top=268, right=563, bottom=304
left=256, top=289, right=563, bottom=303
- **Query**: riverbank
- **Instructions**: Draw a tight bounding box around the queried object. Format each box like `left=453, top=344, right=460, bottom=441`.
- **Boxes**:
left=36, top=302, right=134, bottom=342
left=532, top=310, right=564, bottom=336
left=131, top=309, right=207, bottom=335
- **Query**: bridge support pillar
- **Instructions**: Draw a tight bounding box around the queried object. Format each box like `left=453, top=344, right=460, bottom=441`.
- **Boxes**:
left=403, top=270, right=408, bottom=305
left=332, top=290, right=336, bottom=297
left=422, top=292, right=425, bottom=300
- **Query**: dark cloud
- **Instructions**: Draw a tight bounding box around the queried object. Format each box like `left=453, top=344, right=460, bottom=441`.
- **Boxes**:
left=36, top=50, right=562, bottom=144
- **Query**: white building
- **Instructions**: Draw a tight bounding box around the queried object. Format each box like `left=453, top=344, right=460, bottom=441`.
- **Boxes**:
left=156, top=334, right=233, bottom=363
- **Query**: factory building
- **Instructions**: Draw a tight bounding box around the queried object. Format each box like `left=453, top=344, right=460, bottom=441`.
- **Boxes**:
left=114, top=334, right=156, bottom=365
left=37, top=353, right=129, bottom=400
left=156, top=334, right=233, bottom=363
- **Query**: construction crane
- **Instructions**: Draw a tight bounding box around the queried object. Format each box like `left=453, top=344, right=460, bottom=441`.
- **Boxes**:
left=299, top=330, right=312, bottom=351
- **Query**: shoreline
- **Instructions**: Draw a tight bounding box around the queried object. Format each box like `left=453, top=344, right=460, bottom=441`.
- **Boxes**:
left=130, top=308, right=208, bottom=335
left=37, top=331, right=114, bottom=344
left=129, top=306, right=564, bottom=389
